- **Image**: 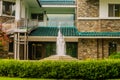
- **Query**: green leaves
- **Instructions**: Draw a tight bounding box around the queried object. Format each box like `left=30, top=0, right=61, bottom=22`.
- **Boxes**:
left=0, top=60, right=120, bottom=79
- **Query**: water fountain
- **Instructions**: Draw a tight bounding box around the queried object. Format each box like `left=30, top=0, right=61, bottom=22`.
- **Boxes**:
left=43, top=24, right=77, bottom=60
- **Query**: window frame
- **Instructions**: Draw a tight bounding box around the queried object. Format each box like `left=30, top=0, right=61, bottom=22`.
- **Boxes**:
left=2, top=1, right=15, bottom=16
left=109, top=4, right=120, bottom=17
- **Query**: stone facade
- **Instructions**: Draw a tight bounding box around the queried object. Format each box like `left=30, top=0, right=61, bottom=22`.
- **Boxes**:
left=77, top=0, right=99, bottom=17
left=101, top=19, right=120, bottom=32
left=77, top=20, right=100, bottom=32
left=77, top=19, right=120, bottom=32
left=0, top=16, right=14, bottom=23
left=78, top=39, right=120, bottom=60
left=78, top=39, right=98, bottom=59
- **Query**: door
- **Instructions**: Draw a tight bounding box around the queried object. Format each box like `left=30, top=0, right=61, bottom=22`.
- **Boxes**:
left=32, top=44, right=43, bottom=60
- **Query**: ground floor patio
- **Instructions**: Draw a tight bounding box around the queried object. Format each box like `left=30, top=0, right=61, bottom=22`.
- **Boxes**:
left=7, top=38, right=120, bottom=60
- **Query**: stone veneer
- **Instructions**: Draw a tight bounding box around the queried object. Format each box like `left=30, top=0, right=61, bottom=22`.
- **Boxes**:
left=77, top=19, right=120, bottom=32
left=78, top=39, right=120, bottom=60
left=0, top=16, right=14, bottom=23
left=77, top=0, right=99, bottom=17
left=0, top=16, right=14, bottom=59
left=77, top=20, right=100, bottom=32
left=101, top=19, right=120, bottom=32
left=78, top=39, right=97, bottom=59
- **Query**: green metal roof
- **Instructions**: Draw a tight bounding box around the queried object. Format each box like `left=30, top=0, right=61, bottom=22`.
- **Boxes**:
left=29, top=27, right=120, bottom=37
left=29, top=27, right=79, bottom=36
left=79, top=32, right=120, bottom=37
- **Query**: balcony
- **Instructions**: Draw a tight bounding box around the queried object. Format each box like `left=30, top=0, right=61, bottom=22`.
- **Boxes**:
left=38, top=20, right=75, bottom=27
left=2, top=19, right=38, bottom=34
left=39, top=0, right=75, bottom=5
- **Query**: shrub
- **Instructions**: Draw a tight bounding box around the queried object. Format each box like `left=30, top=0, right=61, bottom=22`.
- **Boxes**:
left=109, top=52, right=120, bottom=59
left=0, top=60, right=120, bottom=79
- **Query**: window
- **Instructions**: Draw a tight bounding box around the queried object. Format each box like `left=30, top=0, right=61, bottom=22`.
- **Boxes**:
left=109, top=42, right=117, bottom=55
left=109, top=4, right=120, bottom=17
left=31, top=13, right=43, bottom=21
left=3, top=1, right=15, bottom=16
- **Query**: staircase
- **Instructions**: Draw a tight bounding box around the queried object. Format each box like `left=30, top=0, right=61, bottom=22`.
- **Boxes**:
left=2, top=19, right=38, bottom=60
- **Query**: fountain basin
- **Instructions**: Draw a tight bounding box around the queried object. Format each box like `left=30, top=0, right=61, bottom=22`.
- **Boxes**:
left=43, top=55, right=78, bottom=61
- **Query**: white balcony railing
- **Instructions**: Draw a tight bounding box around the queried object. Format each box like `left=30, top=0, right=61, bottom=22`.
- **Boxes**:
left=38, top=20, right=75, bottom=27
left=2, top=19, right=38, bottom=34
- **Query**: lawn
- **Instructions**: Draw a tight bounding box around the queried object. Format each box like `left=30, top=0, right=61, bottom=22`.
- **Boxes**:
left=0, top=77, right=50, bottom=80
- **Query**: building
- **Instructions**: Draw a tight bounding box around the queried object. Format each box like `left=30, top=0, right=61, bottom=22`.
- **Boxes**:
left=0, top=0, right=120, bottom=60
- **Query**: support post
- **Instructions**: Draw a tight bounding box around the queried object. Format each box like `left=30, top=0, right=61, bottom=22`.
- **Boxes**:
left=17, top=33, right=20, bottom=60
left=14, top=33, right=17, bottom=60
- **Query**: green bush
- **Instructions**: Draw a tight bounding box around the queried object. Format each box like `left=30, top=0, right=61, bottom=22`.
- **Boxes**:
left=109, top=52, right=120, bottom=59
left=0, top=60, right=120, bottom=79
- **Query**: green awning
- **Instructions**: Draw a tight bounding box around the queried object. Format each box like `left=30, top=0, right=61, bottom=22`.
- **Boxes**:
left=29, top=26, right=79, bottom=36
left=79, top=32, right=120, bottom=37
left=29, top=26, right=120, bottom=37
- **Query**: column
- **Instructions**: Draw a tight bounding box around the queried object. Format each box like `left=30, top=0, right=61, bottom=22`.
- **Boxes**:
left=21, top=0, right=25, bottom=19
left=15, top=0, right=21, bottom=21
left=17, top=33, right=20, bottom=60
left=0, top=0, right=2, bottom=16
left=24, top=33, right=27, bottom=60
left=14, top=33, right=17, bottom=60
left=44, top=12, right=48, bottom=26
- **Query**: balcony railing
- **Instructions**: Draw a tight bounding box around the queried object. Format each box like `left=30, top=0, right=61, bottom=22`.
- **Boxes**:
left=2, top=19, right=38, bottom=34
left=39, top=0, right=75, bottom=5
left=38, top=20, right=75, bottom=27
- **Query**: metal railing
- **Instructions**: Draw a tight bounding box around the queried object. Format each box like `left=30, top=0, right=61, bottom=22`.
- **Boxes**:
left=38, top=20, right=75, bottom=27
left=16, top=19, right=38, bottom=29
left=2, top=19, right=38, bottom=34
left=2, top=19, right=15, bottom=34
left=40, top=0, right=76, bottom=5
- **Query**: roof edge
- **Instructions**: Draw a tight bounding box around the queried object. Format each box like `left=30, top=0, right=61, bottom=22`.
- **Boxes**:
left=36, top=0, right=41, bottom=7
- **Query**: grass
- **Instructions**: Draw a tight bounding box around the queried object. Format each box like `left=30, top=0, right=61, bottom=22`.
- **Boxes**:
left=0, top=77, right=50, bottom=80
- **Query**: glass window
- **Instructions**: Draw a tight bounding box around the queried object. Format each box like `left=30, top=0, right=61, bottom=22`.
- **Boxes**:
left=3, top=1, right=15, bottom=16
left=109, top=42, right=117, bottom=55
left=31, top=13, right=44, bottom=21
left=109, top=4, right=120, bottom=17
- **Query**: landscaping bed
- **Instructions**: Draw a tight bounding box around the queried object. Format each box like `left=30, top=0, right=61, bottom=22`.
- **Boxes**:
left=0, top=59, right=120, bottom=79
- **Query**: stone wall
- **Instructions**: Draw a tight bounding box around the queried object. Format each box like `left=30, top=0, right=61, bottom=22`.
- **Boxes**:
left=77, top=20, right=100, bottom=32
left=78, top=39, right=98, bottom=59
left=78, top=39, right=120, bottom=60
left=0, top=16, right=14, bottom=23
left=77, top=19, right=120, bottom=32
left=101, top=19, right=120, bottom=32
left=77, top=0, right=99, bottom=17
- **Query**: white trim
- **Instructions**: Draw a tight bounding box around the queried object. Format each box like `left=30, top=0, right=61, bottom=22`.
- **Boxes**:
left=28, top=36, right=78, bottom=42
left=77, top=17, right=99, bottom=20
left=42, top=5, right=76, bottom=8
left=14, top=29, right=27, bottom=32
left=1, top=14, right=15, bottom=18
left=78, top=36, right=120, bottom=39
left=77, top=17, right=120, bottom=20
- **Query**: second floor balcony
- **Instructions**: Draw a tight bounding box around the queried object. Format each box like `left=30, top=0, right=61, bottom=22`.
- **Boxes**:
left=39, top=0, right=75, bottom=5
left=38, top=20, right=75, bottom=27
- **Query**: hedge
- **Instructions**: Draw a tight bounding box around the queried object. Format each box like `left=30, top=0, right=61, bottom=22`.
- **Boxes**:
left=0, top=59, right=120, bottom=79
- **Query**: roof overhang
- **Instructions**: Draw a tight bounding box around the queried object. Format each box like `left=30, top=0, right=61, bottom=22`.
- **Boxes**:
left=28, top=36, right=78, bottom=42
left=27, top=36, right=120, bottom=42
left=42, top=5, right=76, bottom=8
